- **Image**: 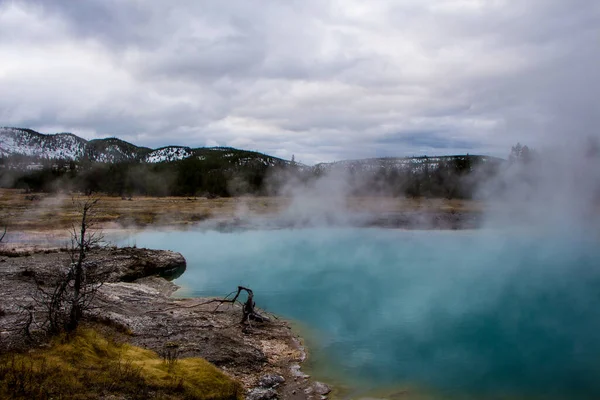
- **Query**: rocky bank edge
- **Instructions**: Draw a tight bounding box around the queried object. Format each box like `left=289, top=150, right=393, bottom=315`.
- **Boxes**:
left=0, top=246, right=331, bottom=400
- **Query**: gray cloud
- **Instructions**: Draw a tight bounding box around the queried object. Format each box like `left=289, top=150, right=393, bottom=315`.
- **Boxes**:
left=0, top=0, right=599, bottom=164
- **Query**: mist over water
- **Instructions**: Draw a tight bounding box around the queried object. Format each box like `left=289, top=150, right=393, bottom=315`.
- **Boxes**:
left=117, top=226, right=600, bottom=399
left=109, top=139, right=600, bottom=399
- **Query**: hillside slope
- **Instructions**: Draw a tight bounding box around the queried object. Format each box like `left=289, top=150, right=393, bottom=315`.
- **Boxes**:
left=0, top=127, right=289, bottom=166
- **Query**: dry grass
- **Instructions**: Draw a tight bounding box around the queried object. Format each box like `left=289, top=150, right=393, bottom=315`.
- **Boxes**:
left=346, top=196, right=483, bottom=213
left=0, top=188, right=482, bottom=234
left=0, top=329, right=242, bottom=400
left=0, top=189, right=286, bottom=232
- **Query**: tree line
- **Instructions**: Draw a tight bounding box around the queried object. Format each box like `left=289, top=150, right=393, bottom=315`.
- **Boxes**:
left=0, top=153, right=505, bottom=199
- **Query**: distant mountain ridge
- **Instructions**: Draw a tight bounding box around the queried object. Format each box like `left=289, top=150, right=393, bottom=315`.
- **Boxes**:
left=0, top=127, right=504, bottom=198
left=0, top=127, right=502, bottom=170
left=0, top=127, right=287, bottom=166
left=316, top=154, right=503, bottom=174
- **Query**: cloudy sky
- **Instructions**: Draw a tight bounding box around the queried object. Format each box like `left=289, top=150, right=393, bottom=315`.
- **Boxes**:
left=0, top=0, right=598, bottom=164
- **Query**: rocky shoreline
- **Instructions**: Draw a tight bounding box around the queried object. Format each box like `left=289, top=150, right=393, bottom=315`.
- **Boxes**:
left=0, top=246, right=330, bottom=399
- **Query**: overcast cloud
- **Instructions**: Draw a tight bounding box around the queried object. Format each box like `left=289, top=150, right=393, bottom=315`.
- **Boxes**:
left=0, top=0, right=598, bottom=164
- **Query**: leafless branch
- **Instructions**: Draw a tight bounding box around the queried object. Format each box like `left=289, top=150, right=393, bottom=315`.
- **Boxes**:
left=150, top=286, right=270, bottom=328
left=28, top=195, right=110, bottom=337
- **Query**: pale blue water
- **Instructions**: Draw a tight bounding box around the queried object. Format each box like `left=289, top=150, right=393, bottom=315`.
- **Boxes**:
left=116, top=228, right=600, bottom=399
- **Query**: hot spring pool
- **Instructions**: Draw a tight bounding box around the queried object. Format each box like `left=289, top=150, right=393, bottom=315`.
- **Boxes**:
left=116, top=228, right=600, bottom=399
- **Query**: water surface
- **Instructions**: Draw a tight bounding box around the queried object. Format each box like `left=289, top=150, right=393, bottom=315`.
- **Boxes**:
left=116, top=228, right=600, bottom=399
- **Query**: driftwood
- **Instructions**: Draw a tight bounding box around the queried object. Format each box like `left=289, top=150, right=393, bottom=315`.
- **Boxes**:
left=213, top=286, right=270, bottom=325
left=153, top=286, right=270, bottom=328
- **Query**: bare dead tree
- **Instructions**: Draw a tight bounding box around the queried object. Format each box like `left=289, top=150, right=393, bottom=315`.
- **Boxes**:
left=31, top=196, right=108, bottom=336
left=66, top=197, right=104, bottom=332
left=215, top=286, right=269, bottom=325
left=149, top=286, right=271, bottom=332
left=151, top=285, right=271, bottom=325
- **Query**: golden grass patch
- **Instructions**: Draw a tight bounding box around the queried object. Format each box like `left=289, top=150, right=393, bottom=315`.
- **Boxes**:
left=0, top=329, right=242, bottom=400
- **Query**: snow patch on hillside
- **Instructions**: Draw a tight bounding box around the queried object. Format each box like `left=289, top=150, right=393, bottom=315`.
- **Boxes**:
left=0, top=128, right=86, bottom=160
left=144, top=147, right=193, bottom=163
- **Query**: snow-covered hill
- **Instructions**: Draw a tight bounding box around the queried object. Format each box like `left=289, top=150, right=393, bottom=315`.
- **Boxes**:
left=0, top=127, right=147, bottom=163
left=0, top=127, right=498, bottom=172
left=86, top=138, right=150, bottom=163
left=0, top=128, right=87, bottom=160
left=0, top=127, right=291, bottom=166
